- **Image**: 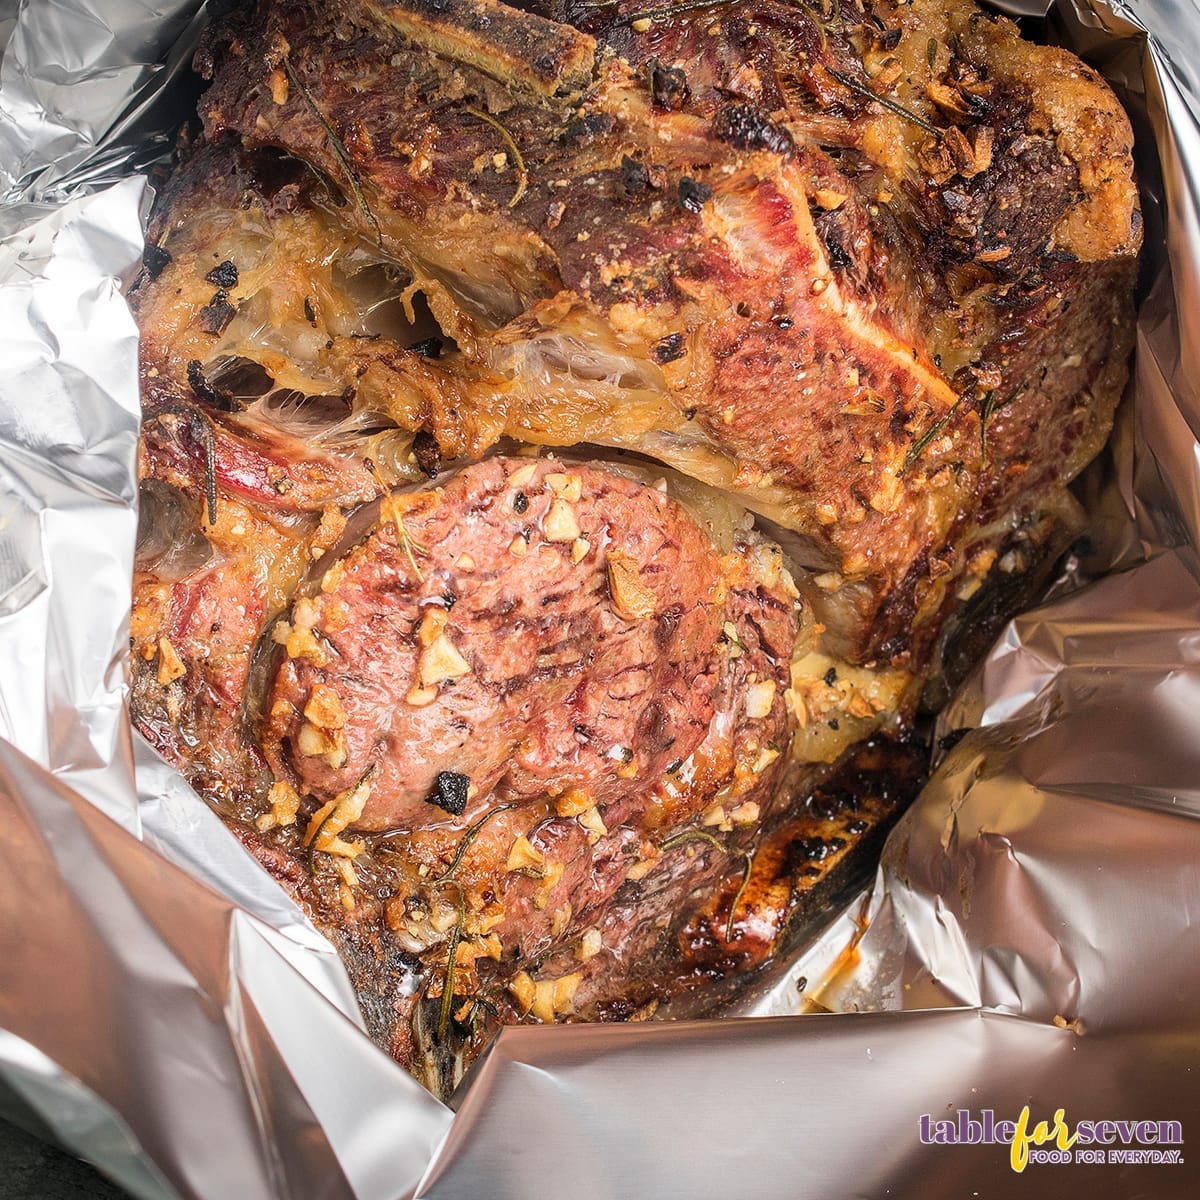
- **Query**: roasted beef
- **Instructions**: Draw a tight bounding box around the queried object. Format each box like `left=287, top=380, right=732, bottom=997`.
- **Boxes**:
left=128, top=0, right=1139, bottom=1094
left=193, top=0, right=1139, bottom=671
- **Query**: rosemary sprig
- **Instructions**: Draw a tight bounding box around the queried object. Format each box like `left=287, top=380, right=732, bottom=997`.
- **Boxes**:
left=202, top=417, right=218, bottom=527
left=626, top=0, right=734, bottom=24
left=978, top=389, right=996, bottom=460
left=304, top=765, right=376, bottom=871
left=726, top=852, right=754, bottom=944
left=283, top=57, right=384, bottom=247
left=364, top=457, right=432, bottom=583
left=979, top=384, right=1029, bottom=460
left=465, top=107, right=528, bottom=209
left=395, top=513, right=431, bottom=582
left=434, top=802, right=520, bottom=881
left=901, top=393, right=966, bottom=475
left=825, top=67, right=941, bottom=136
left=437, top=883, right=467, bottom=1042
left=660, top=828, right=753, bottom=944
left=462, top=994, right=500, bottom=1035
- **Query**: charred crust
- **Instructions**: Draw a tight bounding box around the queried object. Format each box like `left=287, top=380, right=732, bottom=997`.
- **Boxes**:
left=562, top=111, right=615, bottom=144
left=620, top=154, right=650, bottom=197
left=651, top=332, right=686, bottom=365
left=186, top=359, right=235, bottom=411
left=426, top=770, right=470, bottom=816
left=408, top=336, right=444, bottom=359
left=197, top=293, right=237, bottom=335
left=204, top=259, right=239, bottom=289
left=412, top=429, right=443, bottom=477
left=710, top=102, right=795, bottom=158
left=678, top=177, right=712, bottom=214
left=143, top=244, right=172, bottom=280
left=647, top=57, right=689, bottom=111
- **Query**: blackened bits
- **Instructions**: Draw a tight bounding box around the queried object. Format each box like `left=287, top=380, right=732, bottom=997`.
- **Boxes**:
left=426, top=771, right=471, bottom=816
left=678, top=177, right=713, bottom=214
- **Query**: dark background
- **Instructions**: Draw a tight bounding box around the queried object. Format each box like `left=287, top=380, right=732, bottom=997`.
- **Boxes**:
left=0, top=1119, right=131, bottom=1200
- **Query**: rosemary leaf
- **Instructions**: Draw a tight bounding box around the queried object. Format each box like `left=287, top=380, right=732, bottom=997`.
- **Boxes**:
left=826, top=67, right=941, bottom=136
left=436, top=802, right=520, bottom=881
left=283, top=57, right=384, bottom=247
left=202, top=417, right=217, bottom=527
left=901, top=393, right=966, bottom=474
left=437, top=885, right=467, bottom=1041
left=465, top=106, right=529, bottom=209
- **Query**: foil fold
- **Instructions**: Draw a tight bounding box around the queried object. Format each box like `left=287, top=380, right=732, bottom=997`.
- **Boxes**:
left=3, top=1, right=1199, bottom=1196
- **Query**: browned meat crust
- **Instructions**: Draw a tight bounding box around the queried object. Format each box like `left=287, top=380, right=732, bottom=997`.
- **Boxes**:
left=187, top=0, right=1139, bottom=668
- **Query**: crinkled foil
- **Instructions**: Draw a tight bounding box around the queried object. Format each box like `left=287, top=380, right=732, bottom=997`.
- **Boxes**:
left=2, top=1, right=1198, bottom=1196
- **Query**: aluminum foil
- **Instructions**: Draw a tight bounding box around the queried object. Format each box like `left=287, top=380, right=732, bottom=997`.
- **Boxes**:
left=2, top=1, right=1198, bottom=1196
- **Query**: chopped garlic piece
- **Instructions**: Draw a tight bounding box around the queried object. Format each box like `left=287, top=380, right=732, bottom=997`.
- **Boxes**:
left=508, top=970, right=536, bottom=1014
left=578, top=928, right=603, bottom=961
left=304, top=684, right=347, bottom=731
left=813, top=189, right=848, bottom=210
left=607, top=551, right=657, bottom=620
left=156, top=637, right=186, bottom=685
left=543, top=497, right=581, bottom=542
left=417, top=631, right=471, bottom=688
left=416, top=608, right=449, bottom=647
left=296, top=721, right=337, bottom=758
left=553, top=973, right=581, bottom=1013
left=545, top=472, right=583, bottom=502
left=550, top=903, right=573, bottom=938
left=266, top=780, right=300, bottom=828
left=744, top=680, right=777, bottom=719
left=577, top=805, right=607, bottom=844
left=554, top=788, right=594, bottom=818
left=531, top=979, right=556, bottom=1024
left=304, top=774, right=371, bottom=857
left=506, top=835, right=545, bottom=873
left=729, top=801, right=760, bottom=826
left=405, top=682, right=438, bottom=707
left=507, top=462, right=538, bottom=488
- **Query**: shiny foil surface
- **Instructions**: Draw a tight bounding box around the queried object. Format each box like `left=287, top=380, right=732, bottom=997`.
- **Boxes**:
left=2, top=2, right=1198, bottom=1197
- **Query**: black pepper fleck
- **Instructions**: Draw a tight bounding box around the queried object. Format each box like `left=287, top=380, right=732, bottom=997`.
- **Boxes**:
left=620, top=154, right=650, bottom=196
left=513, top=491, right=529, bottom=513
left=710, top=102, right=795, bottom=157
left=823, top=667, right=838, bottom=686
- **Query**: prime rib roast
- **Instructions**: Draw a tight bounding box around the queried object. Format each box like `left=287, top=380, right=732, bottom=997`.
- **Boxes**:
left=128, top=0, right=1139, bottom=1094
